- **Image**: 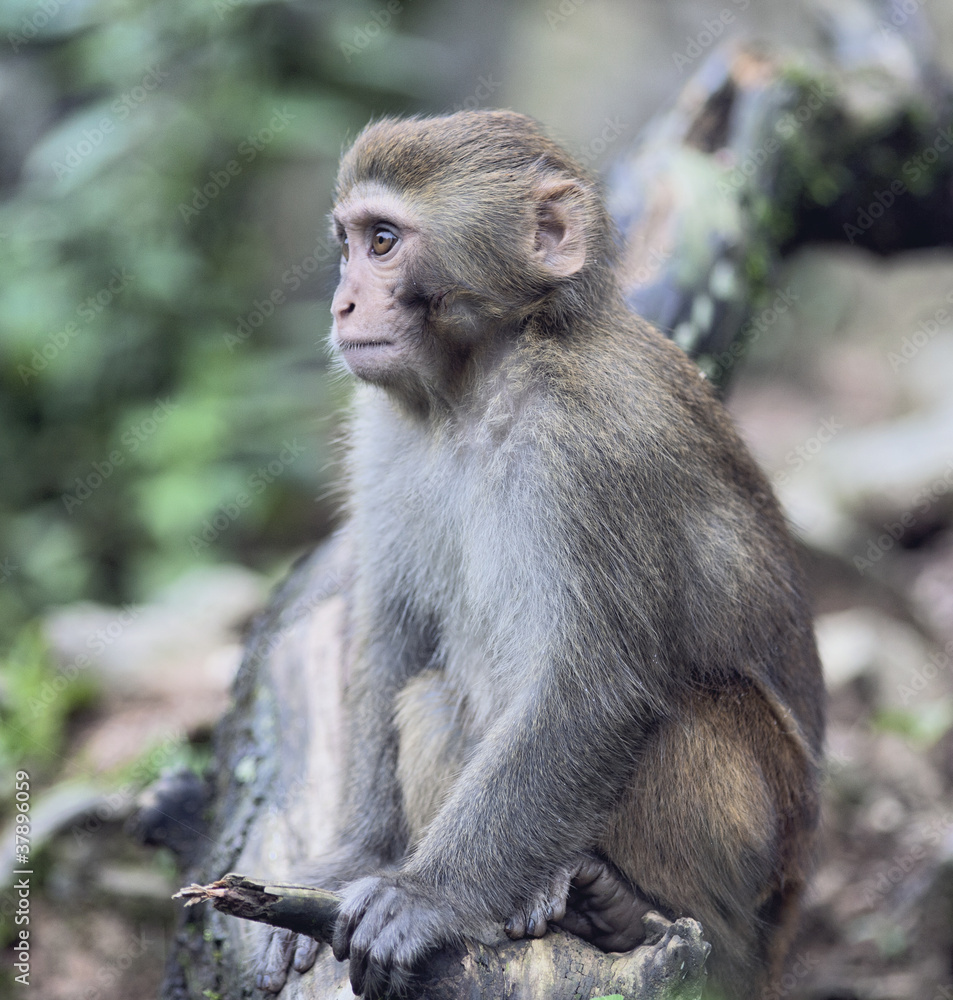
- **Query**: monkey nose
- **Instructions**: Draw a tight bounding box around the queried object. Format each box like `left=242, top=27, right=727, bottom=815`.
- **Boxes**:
left=333, top=298, right=356, bottom=321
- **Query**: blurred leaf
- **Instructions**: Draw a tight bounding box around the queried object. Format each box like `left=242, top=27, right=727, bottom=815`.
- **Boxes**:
left=873, top=699, right=953, bottom=747
left=0, top=624, right=99, bottom=785
left=0, top=0, right=413, bottom=646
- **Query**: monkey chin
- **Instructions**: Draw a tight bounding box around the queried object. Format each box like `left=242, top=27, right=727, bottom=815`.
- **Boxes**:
left=334, top=337, right=401, bottom=383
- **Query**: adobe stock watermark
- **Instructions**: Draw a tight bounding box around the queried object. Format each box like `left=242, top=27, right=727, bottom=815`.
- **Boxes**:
left=340, top=0, right=403, bottom=63
left=245, top=549, right=350, bottom=670
left=843, top=124, right=953, bottom=244
left=50, top=66, right=168, bottom=179
left=625, top=244, right=673, bottom=290
left=29, top=605, right=142, bottom=718
left=78, top=931, right=152, bottom=1000
left=449, top=75, right=503, bottom=113
left=18, top=269, right=135, bottom=384
left=717, top=79, right=836, bottom=198
left=878, top=0, right=930, bottom=37
left=178, top=107, right=295, bottom=223
left=61, top=398, right=179, bottom=514
left=188, top=439, right=306, bottom=553
left=761, top=950, right=819, bottom=1000
left=8, top=0, right=72, bottom=52
left=224, top=234, right=338, bottom=350
left=897, top=638, right=953, bottom=706
left=671, top=0, right=750, bottom=72
left=546, top=0, right=588, bottom=28
left=886, top=288, right=953, bottom=371
left=71, top=731, right=186, bottom=845
left=705, top=285, right=799, bottom=383
left=859, top=811, right=953, bottom=907
left=853, top=462, right=953, bottom=574
left=575, top=116, right=628, bottom=169
left=772, top=416, right=843, bottom=489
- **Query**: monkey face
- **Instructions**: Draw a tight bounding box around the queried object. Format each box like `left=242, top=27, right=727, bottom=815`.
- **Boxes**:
left=329, top=180, right=428, bottom=388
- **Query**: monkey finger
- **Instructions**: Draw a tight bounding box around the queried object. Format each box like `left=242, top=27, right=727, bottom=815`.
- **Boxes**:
left=332, top=881, right=372, bottom=962
left=504, top=904, right=550, bottom=940
left=527, top=914, right=548, bottom=937
left=332, top=908, right=359, bottom=962
left=348, top=946, right=370, bottom=999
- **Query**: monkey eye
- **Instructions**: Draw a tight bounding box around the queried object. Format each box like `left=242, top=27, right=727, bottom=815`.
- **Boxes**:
left=341, top=235, right=350, bottom=261
left=370, top=227, right=398, bottom=256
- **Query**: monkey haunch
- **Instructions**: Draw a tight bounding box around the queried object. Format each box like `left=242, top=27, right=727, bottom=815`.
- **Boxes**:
left=258, top=110, right=824, bottom=1000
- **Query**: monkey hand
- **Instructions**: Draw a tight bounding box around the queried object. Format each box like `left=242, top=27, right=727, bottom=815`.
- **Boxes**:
left=332, top=873, right=461, bottom=1000
left=504, top=864, right=572, bottom=940
left=256, top=851, right=380, bottom=994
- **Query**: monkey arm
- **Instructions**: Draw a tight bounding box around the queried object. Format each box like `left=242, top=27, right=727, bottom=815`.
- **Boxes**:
left=410, top=666, right=648, bottom=901
left=332, top=653, right=654, bottom=998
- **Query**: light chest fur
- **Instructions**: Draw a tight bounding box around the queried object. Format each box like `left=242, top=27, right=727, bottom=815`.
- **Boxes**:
left=346, top=387, right=561, bottom=728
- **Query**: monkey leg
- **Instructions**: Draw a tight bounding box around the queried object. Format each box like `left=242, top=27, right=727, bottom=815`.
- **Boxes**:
left=599, top=682, right=814, bottom=999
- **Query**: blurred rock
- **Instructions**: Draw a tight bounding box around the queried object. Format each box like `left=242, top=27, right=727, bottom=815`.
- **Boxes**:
left=815, top=608, right=929, bottom=705
left=911, top=535, right=953, bottom=640
left=42, top=564, right=269, bottom=771
left=44, top=564, right=266, bottom=697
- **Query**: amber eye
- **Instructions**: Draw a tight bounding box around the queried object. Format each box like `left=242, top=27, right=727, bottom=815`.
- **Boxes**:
left=341, top=235, right=350, bottom=261
left=371, top=227, right=398, bottom=256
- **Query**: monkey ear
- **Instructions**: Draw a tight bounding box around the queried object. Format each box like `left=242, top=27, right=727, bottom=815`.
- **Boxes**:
left=532, top=179, right=588, bottom=278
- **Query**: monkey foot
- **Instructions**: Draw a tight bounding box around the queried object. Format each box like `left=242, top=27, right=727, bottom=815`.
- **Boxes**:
left=556, top=855, right=655, bottom=952
left=639, top=911, right=711, bottom=992
left=505, top=854, right=654, bottom=952
left=257, top=926, right=322, bottom=994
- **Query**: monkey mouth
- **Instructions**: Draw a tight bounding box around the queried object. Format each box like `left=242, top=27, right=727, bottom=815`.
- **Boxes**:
left=335, top=336, right=401, bottom=383
left=339, top=339, right=394, bottom=351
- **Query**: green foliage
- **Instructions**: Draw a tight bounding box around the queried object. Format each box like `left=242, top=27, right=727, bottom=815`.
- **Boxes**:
left=0, top=624, right=99, bottom=789
left=0, top=0, right=424, bottom=644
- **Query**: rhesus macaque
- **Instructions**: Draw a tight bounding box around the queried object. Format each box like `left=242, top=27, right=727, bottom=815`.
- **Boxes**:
left=258, top=110, right=824, bottom=1000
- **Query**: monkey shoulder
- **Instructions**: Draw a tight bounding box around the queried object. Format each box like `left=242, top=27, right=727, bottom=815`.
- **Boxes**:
left=519, top=320, right=749, bottom=494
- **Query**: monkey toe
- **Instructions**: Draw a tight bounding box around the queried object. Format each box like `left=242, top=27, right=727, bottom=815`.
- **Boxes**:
left=257, top=926, right=297, bottom=993
left=642, top=912, right=712, bottom=986
left=292, top=934, right=320, bottom=973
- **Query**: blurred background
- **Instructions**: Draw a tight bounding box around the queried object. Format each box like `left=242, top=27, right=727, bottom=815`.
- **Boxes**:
left=1, top=0, right=953, bottom=997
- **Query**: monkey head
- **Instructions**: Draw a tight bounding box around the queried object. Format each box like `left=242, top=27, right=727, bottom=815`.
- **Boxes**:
left=328, top=111, right=618, bottom=405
